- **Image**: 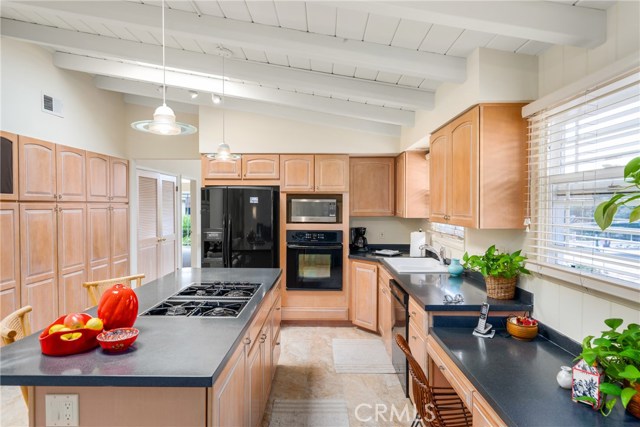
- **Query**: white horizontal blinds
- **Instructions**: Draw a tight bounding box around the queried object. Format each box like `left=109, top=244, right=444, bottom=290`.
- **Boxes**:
left=526, top=69, right=640, bottom=289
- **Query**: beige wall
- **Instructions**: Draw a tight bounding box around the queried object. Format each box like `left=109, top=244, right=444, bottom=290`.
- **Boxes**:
left=538, top=1, right=640, bottom=97
left=125, top=104, right=200, bottom=160
left=199, top=106, right=399, bottom=154
left=400, top=48, right=537, bottom=150
left=0, top=37, right=126, bottom=156
left=349, top=217, right=425, bottom=244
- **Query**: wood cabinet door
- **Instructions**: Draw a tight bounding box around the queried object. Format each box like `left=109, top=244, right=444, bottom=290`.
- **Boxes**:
left=429, top=127, right=449, bottom=223
left=19, top=136, right=57, bottom=201
left=110, top=204, right=129, bottom=278
left=472, top=393, right=507, bottom=427
left=202, top=156, right=242, bottom=180
left=395, top=153, right=406, bottom=217
left=56, top=145, right=86, bottom=202
left=0, top=132, right=19, bottom=201
left=0, top=203, right=20, bottom=318
left=280, top=155, right=314, bottom=192
left=242, top=155, right=280, bottom=179
left=110, top=157, right=129, bottom=203
left=87, top=204, right=111, bottom=282
left=20, top=203, right=58, bottom=331
left=408, top=321, right=427, bottom=376
left=349, top=157, right=394, bottom=216
left=271, top=295, right=282, bottom=380
left=315, top=155, right=349, bottom=192
left=211, top=342, right=246, bottom=427
left=246, top=339, right=265, bottom=427
left=86, top=152, right=110, bottom=202
left=351, top=261, right=378, bottom=332
left=379, top=282, right=393, bottom=356
left=57, top=204, right=87, bottom=313
left=404, top=151, right=430, bottom=218
left=449, top=107, right=479, bottom=228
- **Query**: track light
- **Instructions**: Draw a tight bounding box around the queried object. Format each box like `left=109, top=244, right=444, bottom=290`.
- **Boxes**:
left=212, top=94, right=222, bottom=104
left=189, top=90, right=199, bottom=99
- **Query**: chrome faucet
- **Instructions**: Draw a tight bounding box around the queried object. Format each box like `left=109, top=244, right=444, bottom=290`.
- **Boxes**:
left=419, top=244, right=444, bottom=264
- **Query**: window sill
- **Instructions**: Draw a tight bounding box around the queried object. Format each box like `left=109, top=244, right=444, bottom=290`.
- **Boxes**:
left=526, top=260, right=640, bottom=303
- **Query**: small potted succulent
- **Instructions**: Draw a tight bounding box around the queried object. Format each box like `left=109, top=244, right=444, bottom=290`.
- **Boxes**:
left=462, top=245, right=530, bottom=300
left=576, top=318, right=640, bottom=418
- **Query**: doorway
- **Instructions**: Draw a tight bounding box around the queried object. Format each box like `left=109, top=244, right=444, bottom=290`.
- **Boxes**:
left=181, top=178, right=195, bottom=268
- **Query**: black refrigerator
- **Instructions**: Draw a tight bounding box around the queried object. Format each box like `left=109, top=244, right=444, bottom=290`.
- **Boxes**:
left=201, top=186, right=279, bottom=268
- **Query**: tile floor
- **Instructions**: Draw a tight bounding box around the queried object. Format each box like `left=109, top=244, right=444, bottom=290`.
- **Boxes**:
left=0, top=326, right=412, bottom=427
left=262, top=326, right=413, bottom=427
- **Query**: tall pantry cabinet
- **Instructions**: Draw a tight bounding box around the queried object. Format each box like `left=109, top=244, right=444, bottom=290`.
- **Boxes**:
left=0, top=133, right=129, bottom=332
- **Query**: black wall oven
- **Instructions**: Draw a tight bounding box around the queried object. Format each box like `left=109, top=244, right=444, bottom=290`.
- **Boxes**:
left=286, top=231, right=343, bottom=290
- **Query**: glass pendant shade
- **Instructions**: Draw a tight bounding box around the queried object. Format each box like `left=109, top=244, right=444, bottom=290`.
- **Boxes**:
left=207, top=142, right=240, bottom=160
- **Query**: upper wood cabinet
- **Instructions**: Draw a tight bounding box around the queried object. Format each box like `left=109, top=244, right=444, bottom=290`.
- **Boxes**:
left=242, top=155, right=280, bottom=180
left=202, top=156, right=242, bottom=180
left=87, top=152, right=128, bottom=203
left=0, top=132, right=19, bottom=201
left=429, top=104, right=527, bottom=229
left=18, top=136, right=57, bottom=201
left=350, top=157, right=395, bottom=216
left=56, top=145, right=86, bottom=202
left=110, top=157, right=129, bottom=203
left=315, top=155, right=349, bottom=192
left=396, top=151, right=429, bottom=219
left=280, top=155, right=314, bottom=192
left=351, top=260, right=378, bottom=332
left=87, top=152, right=110, bottom=202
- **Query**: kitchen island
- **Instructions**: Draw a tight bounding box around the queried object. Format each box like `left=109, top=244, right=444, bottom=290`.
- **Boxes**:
left=0, top=268, right=282, bottom=426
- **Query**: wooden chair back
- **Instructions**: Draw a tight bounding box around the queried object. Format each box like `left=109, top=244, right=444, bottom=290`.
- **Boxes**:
left=395, top=334, right=472, bottom=427
left=83, top=274, right=145, bottom=307
left=1, top=305, right=33, bottom=405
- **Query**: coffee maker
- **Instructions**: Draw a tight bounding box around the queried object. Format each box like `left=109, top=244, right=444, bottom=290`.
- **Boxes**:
left=350, top=227, right=369, bottom=252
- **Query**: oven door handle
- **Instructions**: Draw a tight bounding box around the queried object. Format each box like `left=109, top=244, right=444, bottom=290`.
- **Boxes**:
left=286, top=244, right=343, bottom=250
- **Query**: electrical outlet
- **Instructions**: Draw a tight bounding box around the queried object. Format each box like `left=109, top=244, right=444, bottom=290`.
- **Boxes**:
left=46, top=394, right=79, bottom=426
left=379, top=232, right=385, bottom=240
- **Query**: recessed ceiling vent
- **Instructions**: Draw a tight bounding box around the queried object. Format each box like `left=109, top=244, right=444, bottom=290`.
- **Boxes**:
left=41, top=92, right=63, bottom=117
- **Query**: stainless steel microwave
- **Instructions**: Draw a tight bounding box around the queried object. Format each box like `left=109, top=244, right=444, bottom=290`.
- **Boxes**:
left=290, top=198, right=337, bottom=223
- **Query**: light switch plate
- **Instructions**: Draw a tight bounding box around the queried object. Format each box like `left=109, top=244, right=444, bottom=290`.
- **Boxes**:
left=45, top=394, right=79, bottom=426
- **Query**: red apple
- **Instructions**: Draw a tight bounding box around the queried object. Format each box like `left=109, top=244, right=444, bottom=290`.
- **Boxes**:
left=63, top=313, right=86, bottom=330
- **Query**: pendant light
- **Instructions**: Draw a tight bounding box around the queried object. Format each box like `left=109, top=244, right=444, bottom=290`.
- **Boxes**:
left=131, top=0, right=197, bottom=136
left=207, top=47, right=240, bottom=160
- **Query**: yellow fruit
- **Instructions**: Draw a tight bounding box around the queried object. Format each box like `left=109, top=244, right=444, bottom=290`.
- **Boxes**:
left=60, top=332, right=82, bottom=341
left=49, top=324, right=66, bottom=334
left=85, top=318, right=103, bottom=331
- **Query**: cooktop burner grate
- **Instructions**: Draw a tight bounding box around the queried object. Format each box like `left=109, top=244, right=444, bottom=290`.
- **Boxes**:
left=175, top=282, right=261, bottom=299
left=141, top=299, right=247, bottom=318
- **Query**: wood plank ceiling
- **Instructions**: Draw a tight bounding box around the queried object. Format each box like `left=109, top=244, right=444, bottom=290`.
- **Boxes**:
left=0, top=0, right=613, bottom=135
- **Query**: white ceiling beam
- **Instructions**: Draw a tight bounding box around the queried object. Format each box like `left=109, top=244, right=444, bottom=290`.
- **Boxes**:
left=4, top=1, right=465, bottom=82
left=330, top=1, right=606, bottom=48
left=1, top=19, right=434, bottom=110
left=106, top=79, right=401, bottom=137
left=56, top=52, right=414, bottom=126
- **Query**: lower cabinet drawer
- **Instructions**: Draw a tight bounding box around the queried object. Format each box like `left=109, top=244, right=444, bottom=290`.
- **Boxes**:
left=426, top=336, right=474, bottom=409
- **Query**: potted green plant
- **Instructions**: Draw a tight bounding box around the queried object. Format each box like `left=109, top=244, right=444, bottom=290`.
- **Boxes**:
left=462, top=245, right=530, bottom=299
left=594, top=157, right=640, bottom=230
left=576, top=318, right=640, bottom=418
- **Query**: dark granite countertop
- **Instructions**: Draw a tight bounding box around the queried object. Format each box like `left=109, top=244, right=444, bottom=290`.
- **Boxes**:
left=0, top=268, right=281, bottom=388
left=430, top=323, right=638, bottom=426
left=350, top=249, right=532, bottom=312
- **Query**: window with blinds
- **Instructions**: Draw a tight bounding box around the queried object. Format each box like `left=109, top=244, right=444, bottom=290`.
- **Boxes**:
left=526, top=70, right=640, bottom=291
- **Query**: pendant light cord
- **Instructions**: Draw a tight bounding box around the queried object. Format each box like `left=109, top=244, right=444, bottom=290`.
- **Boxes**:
left=222, top=53, right=225, bottom=143
left=162, top=0, right=166, bottom=107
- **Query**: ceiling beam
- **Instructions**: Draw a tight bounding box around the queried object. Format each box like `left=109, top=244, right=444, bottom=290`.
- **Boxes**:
left=1, top=19, right=434, bottom=110
left=330, top=1, right=606, bottom=48
left=4, top=1, right=466, bottom=82
left=103, top=79, right=401, bottom=137
left=56, top=52, right=414, bottom=126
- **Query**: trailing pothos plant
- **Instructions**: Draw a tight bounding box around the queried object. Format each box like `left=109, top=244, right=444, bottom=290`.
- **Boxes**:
left=576, top=318, right=640, bottom=416
left=462, top=245, right=530, bottom=278
left=594, top=157, right=640, bottom=230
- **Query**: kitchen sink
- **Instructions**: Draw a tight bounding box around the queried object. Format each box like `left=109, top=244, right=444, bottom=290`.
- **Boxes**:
left=384, top=257, right=449, bottom=274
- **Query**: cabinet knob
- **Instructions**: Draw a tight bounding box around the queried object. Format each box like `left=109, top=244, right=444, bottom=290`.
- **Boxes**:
left=438, top=365, right=445, bottom=371
left=275, top=307, right=281, bottom=311
left=244, top=337, right=251, bottom=345
left=275, top=341, right=281, bottom=346
left=412, top=335, right=417, bottom=340
left=411, top=311, right=417, bottom=316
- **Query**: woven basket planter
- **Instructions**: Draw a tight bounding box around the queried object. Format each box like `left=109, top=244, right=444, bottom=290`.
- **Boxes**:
left=485, top=276, right=517, bottom=300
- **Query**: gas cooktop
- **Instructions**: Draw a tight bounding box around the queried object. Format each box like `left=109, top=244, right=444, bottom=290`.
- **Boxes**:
left=140, top=281, right=262, bottom=318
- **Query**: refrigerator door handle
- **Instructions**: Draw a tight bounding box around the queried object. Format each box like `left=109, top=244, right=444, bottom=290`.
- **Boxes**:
left=227, top=216, right=233, bottom=268
left=222, top=213, right=228, bottom=268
